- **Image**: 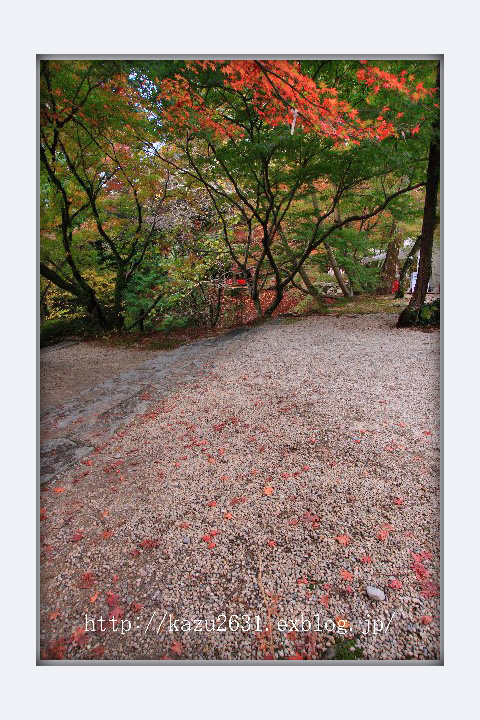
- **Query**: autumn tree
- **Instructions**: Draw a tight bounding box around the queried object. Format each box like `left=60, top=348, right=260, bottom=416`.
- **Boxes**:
left=397, top=62, right=440, bottom=326
left=40, top=60, right=172, bottom=330
left=148, top=60, right=437, bottom=316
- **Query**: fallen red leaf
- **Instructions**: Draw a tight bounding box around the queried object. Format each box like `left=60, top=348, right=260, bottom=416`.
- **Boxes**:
left=140, top=539, right=159, bottom=550
left=71, top=626, right=88, bottom=646
left=389, top=578, right=403, bottom=589
left=79, top=572, right=95, bottom=588
left=108, top=606, right=124, bottom=621
left=377, top=524, right=394, bottom=541
left=106, top=592, right=120, bottom=608
left=90, top=645, right=105, bottom=658
left=171, top=640, right=183, bottom=656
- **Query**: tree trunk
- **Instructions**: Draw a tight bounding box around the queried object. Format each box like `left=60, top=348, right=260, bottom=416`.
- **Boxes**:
left=378, top=220, right=399, bottom=294
left=395, top=234, right=421, bottom=298
left=397, top=64, right=440, bottom=327
left=324, top=242, right=354, bottom=298
left=209, top=285, right=223, bottom=327
left=112, top=268, right=127, bottom=331
left=309, top=187, right=353, bottom=298
left=278, top=226, right=325, bottom=310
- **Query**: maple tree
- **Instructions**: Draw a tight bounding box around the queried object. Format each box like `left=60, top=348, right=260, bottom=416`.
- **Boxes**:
left=147, top=59, right=438, bottom=316
left=40, top=59, right=440, bottom=333
left=40, top=61, right=224, bottom=331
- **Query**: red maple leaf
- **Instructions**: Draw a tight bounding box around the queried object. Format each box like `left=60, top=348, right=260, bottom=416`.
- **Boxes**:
left=377, top=524, right=394, bottom=541
left=171, top=640, right=183, bottom=656
left=71, top=626, right=88, bottom=646
left=140, top=538, right=159, bottom=550
left=389, top=578, right=403, bottom=589
left=420, top=581, right=440, bottom=598
left=45, top=637, right=66, bottom=659
left=340, top=570, right=353, bottom=582
left=207, top=500, right=217, bottom=507
left=108, top=606, right=124, bottom=621
left=106, top=592, right=120, bottom=608
left=90, top=645, right=105, bottom=658
left=360, top=555, right=373, bottom=564
left=79, top=572, right=95, bottom=589
left=320, top=594, right=329, bottom=609
left=71, top=531, right=84, bottom=542
left=335, top=534, right=352, bottom=546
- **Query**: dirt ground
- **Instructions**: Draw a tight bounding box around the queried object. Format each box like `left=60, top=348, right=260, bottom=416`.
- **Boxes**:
left=40, top=314, right=440, bottom=662
left=40, top=341, right=160, bottom=409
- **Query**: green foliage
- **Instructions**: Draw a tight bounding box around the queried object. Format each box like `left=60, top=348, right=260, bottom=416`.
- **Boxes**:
left=331, top=638, right=364, bottom=660
left=418, top=298, right=440, bottom=326
left=40, top=59, right=439, bottom=332
left=397, top=298, right=440, bottom=328
left=40, top=316, right=100, bottom=347
left=159, top=314, right=191, bottom=332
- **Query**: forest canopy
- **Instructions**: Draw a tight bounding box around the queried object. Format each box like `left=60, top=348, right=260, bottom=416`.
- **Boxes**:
left=40, top=59, right=439, bottom=337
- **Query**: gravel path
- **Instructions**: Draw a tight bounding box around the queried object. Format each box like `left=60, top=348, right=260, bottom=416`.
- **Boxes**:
left=40, top=314, right=440, bottom=662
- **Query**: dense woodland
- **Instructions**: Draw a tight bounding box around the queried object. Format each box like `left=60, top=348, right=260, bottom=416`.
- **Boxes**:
left=40, top=59, right=440, bottom=341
